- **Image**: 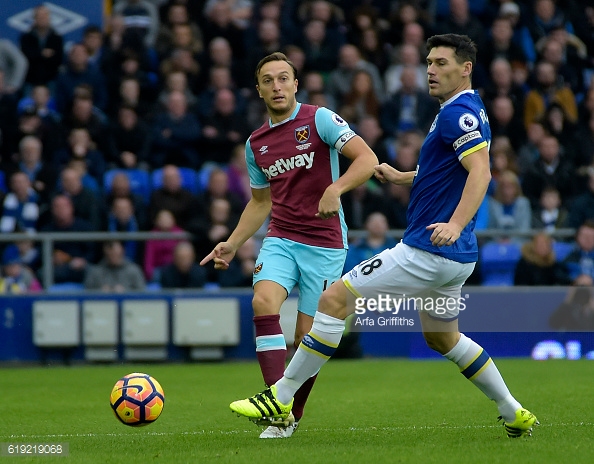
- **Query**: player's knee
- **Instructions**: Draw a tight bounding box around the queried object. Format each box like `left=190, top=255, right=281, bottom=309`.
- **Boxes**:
left=423, top=332, right=454, bottom=355
left=318, top=288, right=344, bottom=319
left=252, top=292, right=279, bottom=316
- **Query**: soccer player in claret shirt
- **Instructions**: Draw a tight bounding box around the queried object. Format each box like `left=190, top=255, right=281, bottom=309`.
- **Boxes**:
left=230, top=35, right=538, bottom=438
left=201, top=52, right=378, bottom=438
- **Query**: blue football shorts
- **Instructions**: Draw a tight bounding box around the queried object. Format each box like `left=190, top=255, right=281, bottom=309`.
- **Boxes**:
left=253, top=237, right=347, bottom=317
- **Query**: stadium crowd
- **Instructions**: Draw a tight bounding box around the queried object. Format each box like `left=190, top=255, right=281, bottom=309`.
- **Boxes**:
left=1, top=0, right=594, bottom=292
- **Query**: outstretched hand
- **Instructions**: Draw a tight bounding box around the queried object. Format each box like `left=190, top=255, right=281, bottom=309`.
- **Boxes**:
left=200, top=242, right=237, bottom=270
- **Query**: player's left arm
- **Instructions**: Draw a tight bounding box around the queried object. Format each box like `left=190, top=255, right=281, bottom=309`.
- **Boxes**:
left=317, top=136, right=378, bottom=219
left=427, top=146, right=491, bottom=246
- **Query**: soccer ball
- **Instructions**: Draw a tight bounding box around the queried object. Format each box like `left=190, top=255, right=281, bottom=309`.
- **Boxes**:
left=109, top=373, right=165, bottom=426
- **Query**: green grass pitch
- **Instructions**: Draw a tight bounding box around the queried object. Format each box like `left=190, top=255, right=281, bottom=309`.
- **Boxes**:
left=1, top=359, right=593, bottom=463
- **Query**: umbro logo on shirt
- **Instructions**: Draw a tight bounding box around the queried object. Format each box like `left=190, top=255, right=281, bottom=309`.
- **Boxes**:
left=259, top=146, right=268, bottom=154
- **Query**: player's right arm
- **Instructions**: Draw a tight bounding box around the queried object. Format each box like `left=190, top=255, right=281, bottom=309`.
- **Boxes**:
left=200, top=187, right=271, bottom=270
left=374, top=163, right=416, bottom=185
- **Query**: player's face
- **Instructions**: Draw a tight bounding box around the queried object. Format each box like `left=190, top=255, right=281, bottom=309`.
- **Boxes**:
left=256, top=60, right=298, bottom=122
left=426, top=46, right=471, bottom=103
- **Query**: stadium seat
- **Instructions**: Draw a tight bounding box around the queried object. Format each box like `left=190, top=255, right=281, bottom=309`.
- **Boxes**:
left=151, top=167, right=199, bottom=194
left=552, top=241, right=575, bottom=262
left=103, top=169, right=151, bottom=199
left=480, top=241, right=522, bottom=286
left=0, top=171, right=6, bottom=193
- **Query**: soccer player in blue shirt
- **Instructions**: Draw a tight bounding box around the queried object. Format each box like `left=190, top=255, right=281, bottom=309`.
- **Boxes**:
left=230, top=34, right=538, bottom=438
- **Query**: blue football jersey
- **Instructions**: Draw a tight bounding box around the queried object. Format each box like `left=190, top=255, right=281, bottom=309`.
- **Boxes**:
left=402, top=90, right=491, bottom=263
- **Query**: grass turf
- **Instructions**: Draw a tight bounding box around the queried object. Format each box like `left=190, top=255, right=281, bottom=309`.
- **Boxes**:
left=0, top=359, right=592, bottom=463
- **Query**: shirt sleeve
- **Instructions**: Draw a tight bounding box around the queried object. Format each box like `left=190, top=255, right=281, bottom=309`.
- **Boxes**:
left=314, top=107, right=358, bottom=153
left=245, top=138, right=269, bottom=189
left=440, top=106, right=489, bottom=161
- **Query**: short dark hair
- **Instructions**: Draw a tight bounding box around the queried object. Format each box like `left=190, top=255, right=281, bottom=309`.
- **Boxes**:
left=426, top=34, right=477, bottom=70
left=254, top=52, right=297, bottom=84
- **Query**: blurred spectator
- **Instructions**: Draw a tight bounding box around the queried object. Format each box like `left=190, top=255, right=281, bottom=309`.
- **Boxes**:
left=17, top=84, right=61, bottom=127
left=7, top=238, right=41, bottom=274
left=158, top=70, right=198, bottom=111
left=144, top=209, right=185, bottom=281
left=384, top=44, right=427, bottom=97
left=434, top=0, right=486, bottom=53
left=571, top=113, right=594, bottom=191
left=226, top=144, right=251, bottom=206
left=82, top=25, right=105, bottom=69
left=53, top=167, right=104, bottom=231
left=105, top=172, right=148, bottom=230
left=339, top=69, right=381, bottom=125
left=160, top=47, right=202, bottom=94
left=354, top=115, right=389, bottom=167
left=150, top=90, right=201, bottom=169
left=204, top=0, right=254, bottom=30
left=246, top=19, right=283, bottom=74
left=55, top=43, right=108, bottom=112
left=0, top=39, right=28, bottom=94
left=199, top=88, right=250, bottom=164
left=341, top=183, right=384, bottom=230
left=532, top=186, right=568, bottom=233
left=513, top=232, right=560, bottom=286
left=522, top=135, right=575, bottom=209
left=299, top=19, right=339, bottom=73
left=8, top=105, right=61, bottom=164
left=385, top=1, right=427, bottom=46
left=557, top=221, right=594, bottom=285
left=327, top=44, right=384, bottom=107
left=217, top=236, right=257, bottom=287
left=380, top=66, right=439, bottom=137
left=0, top=172, right=39, bottom=233
left=343, top=212, right=396, bottom=273
left=480, top=16, right=527, bottom=72
left=517, top=122, right=546, bottom=176
left=197, top=65, right=247, bottom=120
left=54, top=128, right=106, bottom=186
left=489, top=143, right=519, bottom=195
left=498, top=1, right=537, bottom=66
left=107, top=51, right=156, bottom=117
left=526, top=0, right=574, bottom=45
left=106, top=105, right=151, bottom=170
left=196, top=168, right=243, bottom=225
left=487, top=95, right=525, bottom=151
left=66, top=159, right=100, bottom=194
left=113, top=0, right=160, bottom=48
left=149, top=164, right=201, bottom=229
left=61, top=87, right=110, bottom=155
left=160, top=241, right=206, bottom=289
left=12, top=135, right=57, bottom=206
left=523, top=60, right=577, bottom=130
left=107, top=196, right=140, bottom=262
left=202, top=0, right=246, bottom=62
left=19, top=4, right=63, bottom=87
left=537, top=32, right=587, bottom=96
left=0, top=245, right=42, bottom=293
left=482, top=57, right=526, bottom=116
left=488, top=170, right=532, bottom=233
left=567, top=170, right=594, bottom=229
left=549, top=285, right=594, bottom=331
left=199, top=37, right=242, bottom=91
left=40, top=195, right=94, bottom=284
left=295, top=71, right=334, bottom=110
left=0, top=69, right=18, bottom=160
left=155, top=2, right=203, bottom=60
left=358, top=27, right=389, bottom=76
left=84, top=240, right=146, bottom=291
left=542, top=101, right=577, bottom=150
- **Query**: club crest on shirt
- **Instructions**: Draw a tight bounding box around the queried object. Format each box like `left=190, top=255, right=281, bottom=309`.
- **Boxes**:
left=295, top=125, right=310, bottom=143
left=254, top=262, right=263, bottom=275
left=429, top=115, right=438, bottom=132
left=458, top=113, right=479, bottom=132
